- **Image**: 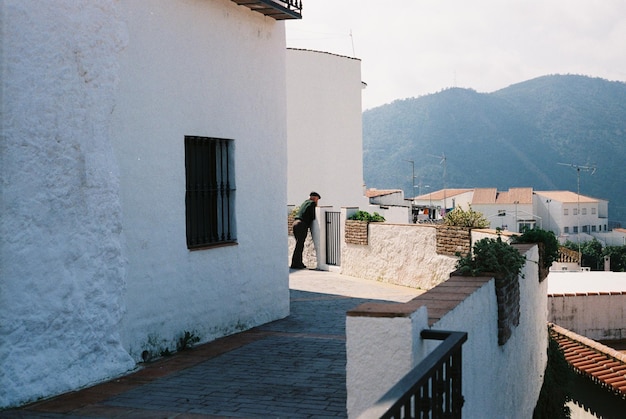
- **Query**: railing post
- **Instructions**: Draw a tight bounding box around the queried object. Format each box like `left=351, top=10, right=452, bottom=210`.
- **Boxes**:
left=362, top=329, right=467, bottom=419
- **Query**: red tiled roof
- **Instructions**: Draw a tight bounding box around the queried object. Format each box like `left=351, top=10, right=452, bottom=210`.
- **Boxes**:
left=413, top=188, right=473, bottom=201
left=471, top=187, right=533, bottom=205
left=535, top=190, right=600, bottom=203
left=471, top=188, right=497, bottom=204
left=366, top=188, right=403, bottom=198
left=550, top=323, right=626, bottom=399
left=498, top=187, right=533, bottom=204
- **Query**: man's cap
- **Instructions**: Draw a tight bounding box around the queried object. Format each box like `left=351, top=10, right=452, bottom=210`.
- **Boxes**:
left=310, top=191, right=321, bottom=199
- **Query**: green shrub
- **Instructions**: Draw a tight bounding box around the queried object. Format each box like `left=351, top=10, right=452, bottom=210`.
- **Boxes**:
left=176, top=330, right=200, bottom=351
left=533, top=332, right=573, bottom=419
left=348, top=210, right=385, bottom=222
left=456, top=233, right=526, bottom=279
left=443, top=205, right=489, bottom=228
left=512, top=227, right=559, bottom=270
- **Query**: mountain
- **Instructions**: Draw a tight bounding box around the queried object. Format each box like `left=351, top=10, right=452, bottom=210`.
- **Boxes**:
left=362, top=74, right=626, bottom=227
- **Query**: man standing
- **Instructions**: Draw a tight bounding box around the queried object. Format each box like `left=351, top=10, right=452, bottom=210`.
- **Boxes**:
left=290, top=192, right=321, bottom=269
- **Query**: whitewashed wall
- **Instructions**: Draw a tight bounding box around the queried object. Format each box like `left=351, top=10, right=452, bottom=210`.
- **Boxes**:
left=434, top=245, right=547, bottom=418
left=549, top=294, right=626, bottom=340
left=113, top=0, right=289, bottom=359
left=347, top=245, right=548, bottom=418
left=346, top=307, right=429, bottom=417
left=341, top=223, right=458, bottom=289
left=0, top=1, right=134, bottom=408
left=548, top=271, right=626, bottom=340
left=286, top=49, right=369, bottom=209
left=1, top=0, right=289, bottom=408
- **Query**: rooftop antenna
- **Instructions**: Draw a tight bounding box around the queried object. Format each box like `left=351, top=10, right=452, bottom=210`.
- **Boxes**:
left=428, top=153, right=447, bottom=216
left=557, top=162, right=597, bottom=266
left=349, top=29, right=355, bottom=57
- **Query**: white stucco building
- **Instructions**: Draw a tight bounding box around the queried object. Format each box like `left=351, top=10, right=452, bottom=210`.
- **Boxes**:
left=411, top=188, right=473, bottom=221
left=534, top=190, right=609, bottom=243
left=471, top=187, right=536, bottom=233
left=286, top=48, right=369, bottom=210
left=1, top=0, right=296, bottom=408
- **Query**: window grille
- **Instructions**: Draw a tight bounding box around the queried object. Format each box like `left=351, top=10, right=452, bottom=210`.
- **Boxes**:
left=185, top=136, right=236, bottom=249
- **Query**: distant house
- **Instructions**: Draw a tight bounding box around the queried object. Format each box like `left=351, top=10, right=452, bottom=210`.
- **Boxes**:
left=534, top=190, right=609, bottom=242
left=1, top=0, right=299, bottom=408
left=411, top=188, right=473, bottom=221
left=410, top=187, right=611, bottom=241
left=471, top=187, right=536, bottom=233
left=366, top=188, right=406, bottom=207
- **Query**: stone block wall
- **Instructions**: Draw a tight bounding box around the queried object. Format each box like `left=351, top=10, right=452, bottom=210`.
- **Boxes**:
left=287, top=213, right=295, bottom=236
left=436, top=226, right=471, bottom=256
left=495, top=275, right=521, bottom=345
left=345, top=220, right=368, bottom=245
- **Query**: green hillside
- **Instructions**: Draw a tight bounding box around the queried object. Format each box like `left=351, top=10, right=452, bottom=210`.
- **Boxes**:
left=363, top=75, right=626, bottom=227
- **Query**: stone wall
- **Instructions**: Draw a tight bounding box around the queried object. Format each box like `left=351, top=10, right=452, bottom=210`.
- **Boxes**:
left=345, top=220, right=368, bottom=245
left=495, top=274, right=521, bottom=345
left=341, top=223, right=458, bottom=290
left=347, top=244, right=547, bottom=418
left=436, top=225, right=471, bottom=256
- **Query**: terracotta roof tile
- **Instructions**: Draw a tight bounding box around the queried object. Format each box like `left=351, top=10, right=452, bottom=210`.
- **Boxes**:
left=550, top=323, right=626, bottom=399
left=413, top=188, right=473, bottom=201
left=366, top=188, right=403, bottom=198
left=535, top=190, right=601, bottom=203
left=498, top=187, right=533, bottom=204
left=471, top=188, right=497, bottom=204
left=347, top=276, right=492, bottom=326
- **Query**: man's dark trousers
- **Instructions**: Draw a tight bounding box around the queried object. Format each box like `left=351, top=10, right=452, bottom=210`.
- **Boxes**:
left=291, top=219, right=308, bottom=268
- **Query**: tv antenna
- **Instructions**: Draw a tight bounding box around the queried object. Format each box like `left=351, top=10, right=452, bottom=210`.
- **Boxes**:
left=557, top=162, right=597, bottom=265
left=428, top=153, right=447, bottom=216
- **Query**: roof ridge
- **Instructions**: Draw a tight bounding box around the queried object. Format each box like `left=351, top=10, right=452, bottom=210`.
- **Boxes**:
left=550, top=323, right=626, bottom=364
left=549, top=322, right=626, bottom=399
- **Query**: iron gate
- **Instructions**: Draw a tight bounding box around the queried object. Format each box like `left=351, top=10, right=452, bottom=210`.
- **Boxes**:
left=325, top=211, right=341, bottom=266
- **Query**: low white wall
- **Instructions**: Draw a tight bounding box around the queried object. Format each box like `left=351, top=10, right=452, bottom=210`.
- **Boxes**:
left=548, top=294, right=626, bottom=340
left=435, top=245, right=547, bottom=418
left=547, top=271, right=626, bottom=340
left=346, top=307, right=429, bottom=417
left=341, top=223, right=457, bottom=289
left=346, top=245, right=548, bottom=418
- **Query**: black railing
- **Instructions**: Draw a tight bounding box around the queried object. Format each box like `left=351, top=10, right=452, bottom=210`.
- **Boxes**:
left=325, top=211, right=341, bottom=265
left=231, top=0, right=302, bottom=20
left=362, top=329, right=468, bottom=419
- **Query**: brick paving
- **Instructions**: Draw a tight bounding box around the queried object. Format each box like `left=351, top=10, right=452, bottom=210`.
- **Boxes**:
left=2, top=270, right=421, bottom=418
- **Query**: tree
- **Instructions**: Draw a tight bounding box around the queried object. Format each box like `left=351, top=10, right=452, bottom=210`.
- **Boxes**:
left=443, top=205, right=489, bottom=228
left=563, top=239, right=603, bottom=270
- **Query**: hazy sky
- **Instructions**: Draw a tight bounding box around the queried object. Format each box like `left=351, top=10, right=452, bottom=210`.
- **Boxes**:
left=285, top=0, right=626, bottom=110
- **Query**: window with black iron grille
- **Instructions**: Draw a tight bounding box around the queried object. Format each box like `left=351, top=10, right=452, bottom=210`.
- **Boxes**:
left=185, top=136, right=236, bottom=249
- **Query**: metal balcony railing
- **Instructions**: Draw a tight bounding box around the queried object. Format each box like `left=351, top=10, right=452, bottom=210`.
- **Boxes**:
left=362, top=329, right=468, bottom=419
left=231, top=0, right=302, bottom=20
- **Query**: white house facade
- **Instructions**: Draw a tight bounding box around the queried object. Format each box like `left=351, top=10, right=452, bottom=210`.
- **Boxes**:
left=411, top=189, right=474, bottom=221
left=286, top=49, right=369, bottom=210
left=534, top=190, right=609, bottom=242
left=471, top=187, right=537, bottom=233
left=1, top=0, right=293, bottom=408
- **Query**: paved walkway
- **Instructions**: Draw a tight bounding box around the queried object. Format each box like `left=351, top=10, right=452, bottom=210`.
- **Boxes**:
left=4, top=270, right=422, bottom=418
